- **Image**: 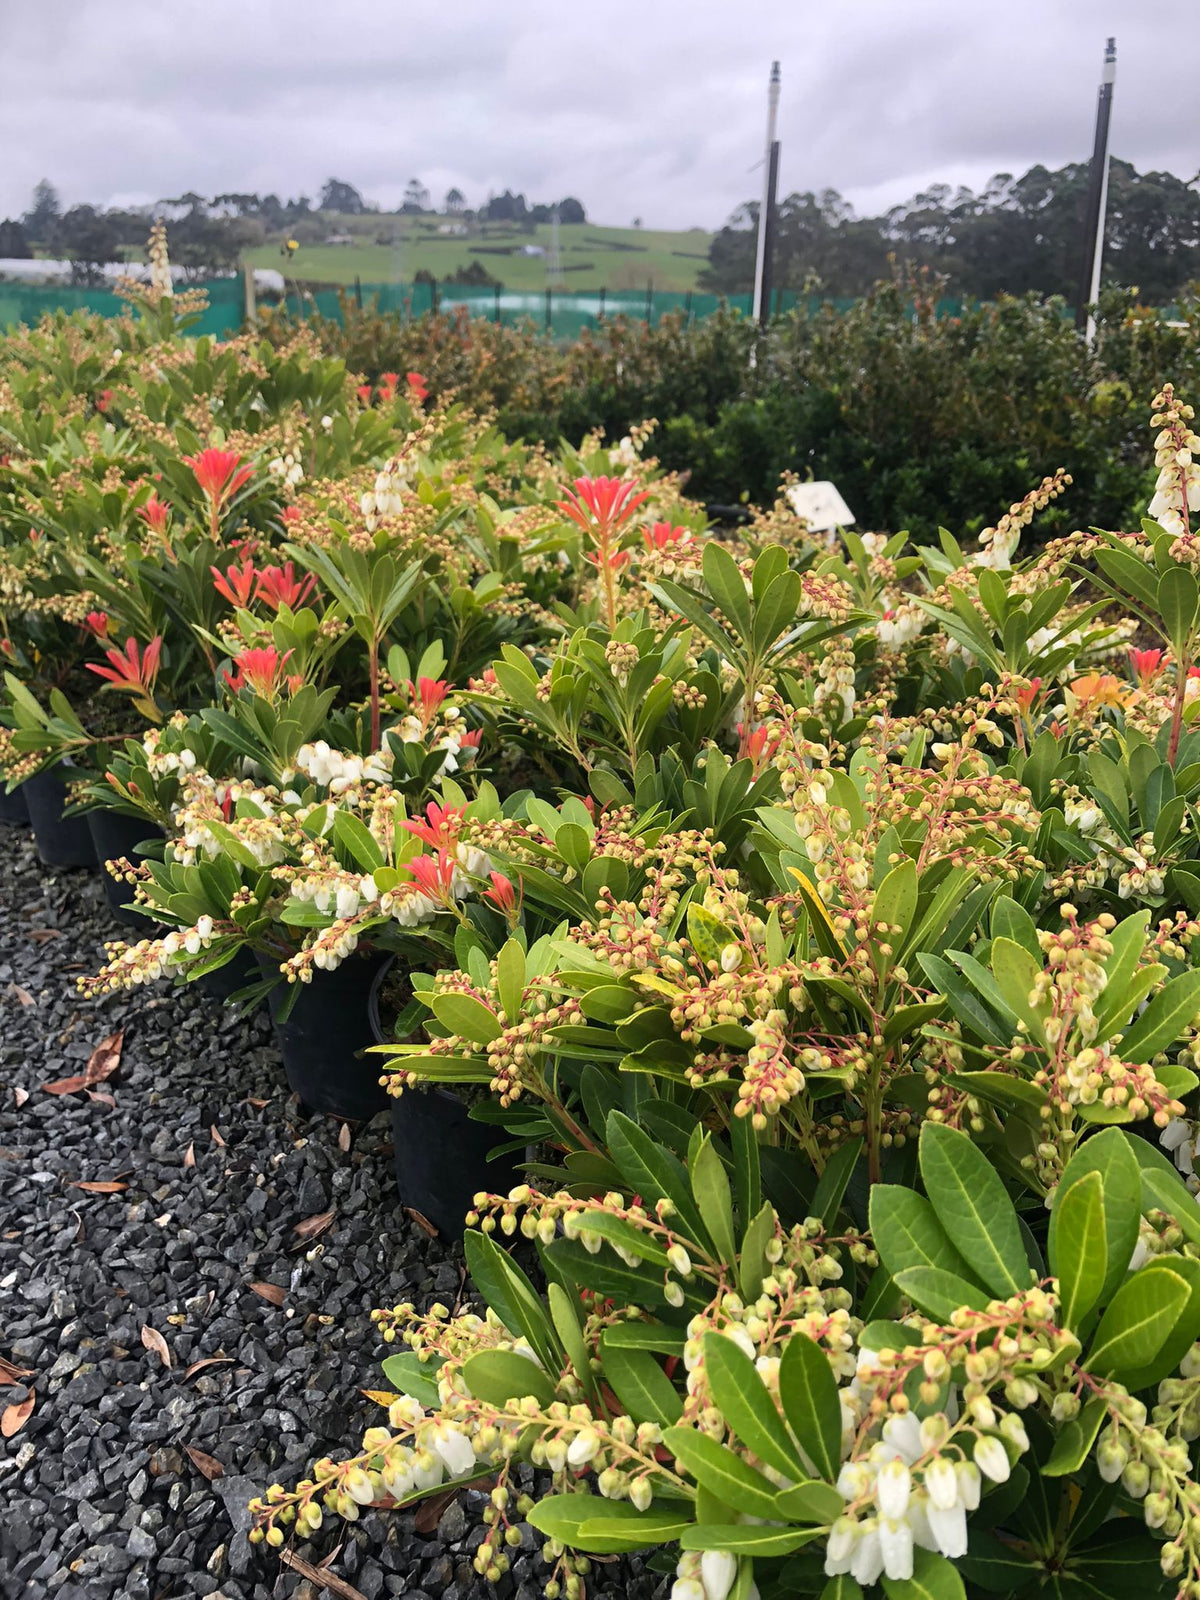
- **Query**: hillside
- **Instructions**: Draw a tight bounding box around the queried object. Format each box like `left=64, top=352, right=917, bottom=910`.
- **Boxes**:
left=244, top=213, right=715, bottom=293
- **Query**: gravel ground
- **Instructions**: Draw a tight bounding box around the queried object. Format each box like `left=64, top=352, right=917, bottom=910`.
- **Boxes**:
left=0, top=827, right=657, bottom=1600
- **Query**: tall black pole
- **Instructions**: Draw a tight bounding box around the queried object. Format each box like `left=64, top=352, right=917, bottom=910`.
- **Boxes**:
left=759, top=139, right=780, bottom=326
left=752, top=62, right=781, bottom=322
left=1075, top=37, right=1116, bottom=338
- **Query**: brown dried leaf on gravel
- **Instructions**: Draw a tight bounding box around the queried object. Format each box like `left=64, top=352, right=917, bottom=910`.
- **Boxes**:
left=292, top=1208, right=336, bottom=1242
left=183, top=1444, right=224, bottom=1481
left=12, top=1088, right=29, bottom=1108
left=404, top=1207, right=439, bottom=1238
left=413, top=1488, right=458, bottom=1533
left=209, top=1125, right=226, bottom=1147
left=68, top=1180, right=128, bottom=1193
left=249, top=1281, right=286, bottom=1306
left=1, top=1392, right=34, bottom=1437
left=183, top=1355, right=233, bottom=1380
left=28, top=927, right=60, bottom=944
left=338, top=1122, right=351, bottom=1152
left=140, top=1324, right=172, bottom=1369
left=0, top=1357, right=34, bottom=1386
left=7, top=984, right=34, bottom=1007
left=183, top=1142, right=195, bottom=1168
left=277, top=1549, right=366, bottom=1600
left=42, top=1028, right=124, bottom=1095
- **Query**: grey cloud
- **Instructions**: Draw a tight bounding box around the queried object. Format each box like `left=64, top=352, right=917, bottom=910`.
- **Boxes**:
left=0, top=0, right=1192, bottom=226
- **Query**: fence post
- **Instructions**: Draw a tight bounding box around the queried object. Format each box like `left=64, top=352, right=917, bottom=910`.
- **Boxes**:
left=354, top=275, right=363, bottom=309
left=645, top=281, right=653, bottom=323
left=598, top=285, right=606, bottom=321
left=431, top=277, right=439, bottom=316
left=242, top=263, right=257, bottom=327
left=494, top=283, right=501, bottom=323
left=545, top=287, right=552, bottom=333
left=685, top=288, right=693, bottom=327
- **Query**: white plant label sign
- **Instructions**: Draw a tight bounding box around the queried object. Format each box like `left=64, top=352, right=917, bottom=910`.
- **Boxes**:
left=786, top=481, right=855, bottom=531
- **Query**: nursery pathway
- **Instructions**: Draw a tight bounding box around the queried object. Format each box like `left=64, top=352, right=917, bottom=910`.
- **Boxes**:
left=0, top=829, right=656, bottom=1600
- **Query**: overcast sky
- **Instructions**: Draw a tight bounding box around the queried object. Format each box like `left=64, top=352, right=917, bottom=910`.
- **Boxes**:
left=0, top=0, right=1194, bottom=229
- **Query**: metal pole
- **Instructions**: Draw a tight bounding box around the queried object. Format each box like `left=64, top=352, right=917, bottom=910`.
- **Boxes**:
left=759, top=139, right=780, bottom=326
left=494, top=282, right=501, bottom=323
left=645, top=281, right=653, bottom=323
left=545, top=286, right=552, bottom=333
left=354, top=274, right=363, bottom=309
left=598, top=285, right=606, bottom=320
left=685, top=288, right=693, bottom=326
left=752, top=62, right=781, bottom=321
left=1075, top=37, right=1116, bottom=343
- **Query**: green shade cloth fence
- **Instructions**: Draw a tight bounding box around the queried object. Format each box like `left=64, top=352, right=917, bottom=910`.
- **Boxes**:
left=0, top=276, right=966, bottom=340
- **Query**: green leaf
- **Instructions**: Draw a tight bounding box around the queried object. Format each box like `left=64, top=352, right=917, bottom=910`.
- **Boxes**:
left=918, top=1124, right=1028, bottom=1297
left=730, top=1113, right=762, bottom=1224
left=463, top=1231, right=561, bottom=1370
left=529, top=1496, right=691, bottom=1554
left=1119, top=967, right=1200, bottom=1063
left=820, top=1580, right=865, bottom=1600
left=495, top=938, right=526, bottom=1027
left=810, top=1137, right=862, bottom=1229
left=605, top=1111, right=712, bottom=1249
left=868, top=1186, right=977, bottom=1282
left=1049, top=1169, right=1107, bottom=1331
left=893, top=1266, right=992, bottom=1321
left=1086, top=1260, right=1191, bottom=1378
left=738, top=1201, right=777, bottom=1300
left=690, top=1137, right=737, bottom=1265
left=871, top=859, right=918, bottom=954
left=881, top=1548, right=967, bottom=1600
left=1159, top=565, right=1199, bottom=657
left=678, top=1524, right=821, bottom=1556
left=331, top=808, right=386, bottom=872
left=989, top=936, right=1047, bottom=1045
left=548, top=1282, right=594, bottom=1397
left=778, top=1333, right=842, bottom=1481
left=380, top=1350, right=441, bottom=1407
left=428, top=991, right=503, bottom=1047
left=600, top=1340, right=683, bottom=1426
left=773, top=1479, right=846, bottom=1523
left=702, top=1332, right=806, bottom=1479
left=1048, top=1128, right=1142, bottom=1303
left=703, top=541, right=754, bottom=640
left=461, top=1349, right=556, bottom=1407
left=662, top=1427, right=780, bottom=1517
left=1042, top=1395, right=1108, bottom=1477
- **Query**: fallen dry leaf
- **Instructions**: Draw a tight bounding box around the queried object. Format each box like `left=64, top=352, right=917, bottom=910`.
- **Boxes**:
left=183, top=1142, right=195, bottom=1169
left=0, top=1357, right=34, bottom=1386
left=359, top=1388, right=399, bottom=1406
left=140, top=1324, right=172, bottom=1369
left=404, top=1207, right=439, bottom=1239
left=183, top=1355, right=234, bottom=1380
left=28, top=927, right=60, bottom=944
left=292, top=1208, right=336, bottom=1243
left=86, top=1091, right=116, bottom=1108
left=70, top=1208, right=84, bottom=1243
left=277, top=1549, right=366, bottom=1600
left=183, top=1444, right=224, bottom=1481
left=209, top=1125, right=226, bottom=1147
left=414, top=1487, right=459, bottom=1534
left=12, top=1088, right=29, bottom=1108
left=68, top=1180, right=128, bottom=1194
left=7, top=984, right=34, bottom=1008
left=249, top=1281, right=286, bottom=1307
left=1, top=1391, right=34, bottom=1437
left=42, top=1027, right=124, bottom=1096
left=338, top=1122, right=351, bottom=1152
left=242, top=1097, right=270, bottom=1109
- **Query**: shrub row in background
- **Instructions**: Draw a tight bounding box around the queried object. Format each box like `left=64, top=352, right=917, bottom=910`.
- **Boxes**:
left=260, top=272, right=1200, bottom=537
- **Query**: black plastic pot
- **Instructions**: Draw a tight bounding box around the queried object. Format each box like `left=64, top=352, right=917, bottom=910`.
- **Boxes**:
left=86, top=809, right=164, bottom=928
left=198, top=946, right=262, bottom=1005
left=0, top=783, right=29, bottom=827
left=262, top=950, right=391, bottom=1123
left=368, top=962, right=520, bottom=1236
left=23, top=765, right=96, bottom=870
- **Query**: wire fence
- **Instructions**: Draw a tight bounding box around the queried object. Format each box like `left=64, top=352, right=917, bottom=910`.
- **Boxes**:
left=0, top=275, right=968, bottom=340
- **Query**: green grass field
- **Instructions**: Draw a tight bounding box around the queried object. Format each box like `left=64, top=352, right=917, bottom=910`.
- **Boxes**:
left=245, top=214, right=716, bottom=294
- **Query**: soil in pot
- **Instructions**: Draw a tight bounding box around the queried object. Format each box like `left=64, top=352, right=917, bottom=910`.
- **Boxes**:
left=260, top=949, right=391, bottom=1123
left=23, top=765, right=96, bottom=870
left=0, top=783, right=29, bottom=827
left=87, top=809, right=164, bottom=929
left=370, top=962, right=520, bottom=1237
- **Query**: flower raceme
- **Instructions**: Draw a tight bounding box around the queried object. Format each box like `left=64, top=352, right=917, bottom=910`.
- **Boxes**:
left=83, top=611, right=110, bottom=640
left=557, top=476, right=650, bottom=627
left=399, top=800, right=465, bottom=852
left=1130, top=646, right=1166, bottom=688
left=212, top=559, right=258, bottom=608
left=137, top=493, right=171, bottom=535
left=255, top=562, right=316, bottom=612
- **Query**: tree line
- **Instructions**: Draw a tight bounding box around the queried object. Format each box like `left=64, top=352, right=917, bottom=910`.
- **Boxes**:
left=0, top=178, right=588, bottom=283
left=701, top=158, right=1200, bottom=305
